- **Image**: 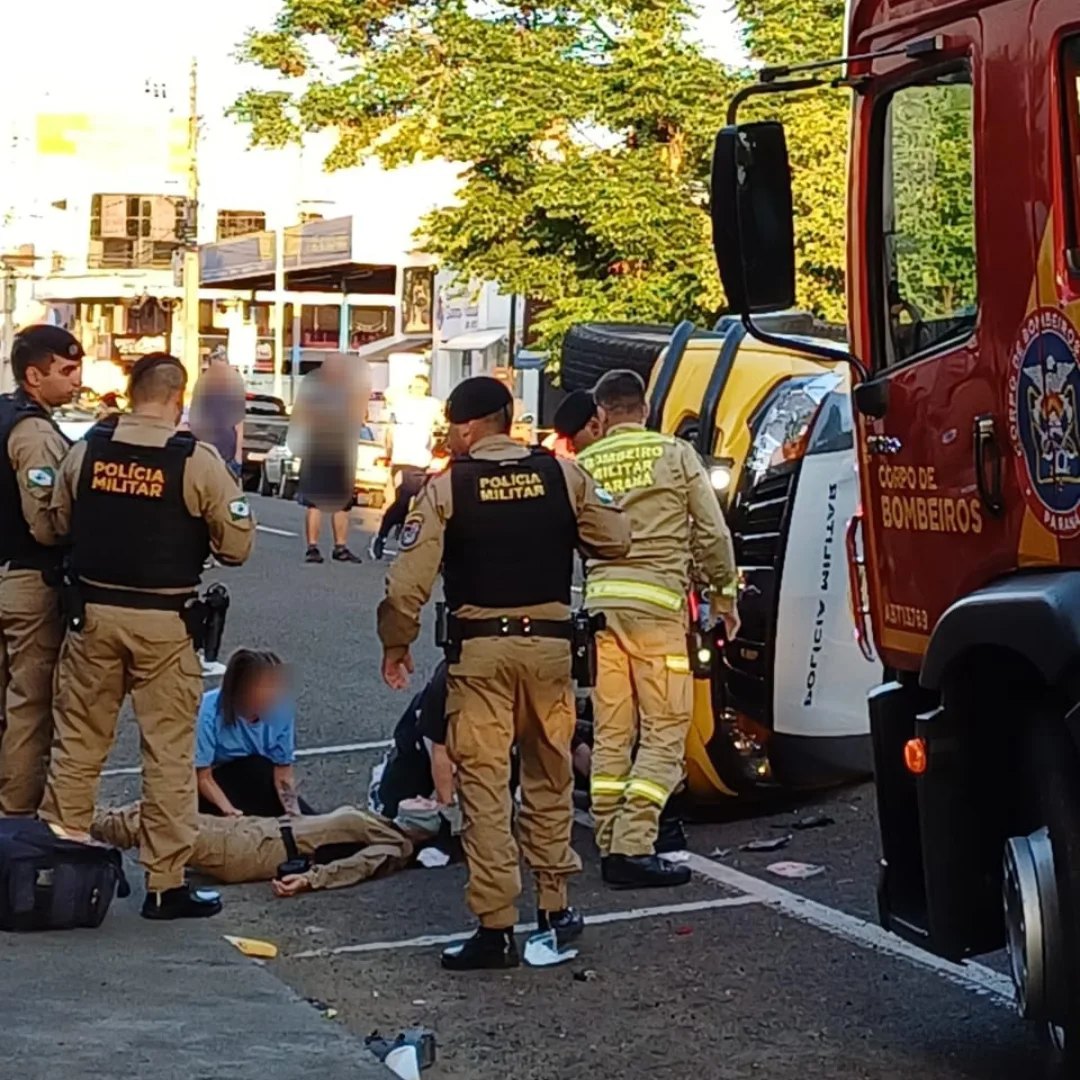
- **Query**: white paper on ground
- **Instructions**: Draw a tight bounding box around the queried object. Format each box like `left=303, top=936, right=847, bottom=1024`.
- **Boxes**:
left=385, top=1046, right=421, bottom=1080
left=417, top=847, right=450, bottom=868
left=523, top=929, right=579, bottom=967
left=766, top=860, right=826, bottom=880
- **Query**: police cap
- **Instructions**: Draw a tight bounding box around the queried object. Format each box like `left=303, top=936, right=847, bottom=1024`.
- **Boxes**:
left=12, top=325, right=84, bottom=366
left=553, top=390, right=597, bottom=438
left=445, top=376, right=513, bottom=424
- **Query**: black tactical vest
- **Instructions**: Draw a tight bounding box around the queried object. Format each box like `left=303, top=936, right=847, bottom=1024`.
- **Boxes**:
left=0, top=390, right=68, bottom=571
left=71, top=419, right=210, bottom=590
left=443, top=448, right=578, bottom=609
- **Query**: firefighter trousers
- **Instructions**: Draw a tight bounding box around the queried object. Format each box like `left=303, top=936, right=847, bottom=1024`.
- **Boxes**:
left=446, top=636, right=581, bottom=929
left=591, top=609, right=692, bottom=857
left=39, top=602, right=203, bottom=892
left=0, top=568, right=63, bottom=816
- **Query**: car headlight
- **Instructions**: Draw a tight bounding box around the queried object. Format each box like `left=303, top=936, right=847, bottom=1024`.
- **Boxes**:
left=709, top=464, right=733, bottom=493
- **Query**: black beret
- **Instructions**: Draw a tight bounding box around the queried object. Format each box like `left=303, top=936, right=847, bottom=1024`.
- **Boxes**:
left=446, top=376, right=513, bottom=424
left=553, top=390, right=597, bottom=438
left=129, top=352, right=186, bottom=388
left=12, top=325, right=84, bottom=364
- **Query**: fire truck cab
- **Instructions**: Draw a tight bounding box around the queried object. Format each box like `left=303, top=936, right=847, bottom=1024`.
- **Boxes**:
left=711, top=0, right=1080, bottom=1059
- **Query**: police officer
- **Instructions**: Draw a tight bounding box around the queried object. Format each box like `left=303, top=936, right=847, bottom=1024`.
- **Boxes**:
left=377, top=376, right=630, bottom=970
left=545, top=390, right=605, bottom=459
left=577, top=370, right=739, bottom=889
left=38, top=352, right=255, bottom=921
left=0, top=326, right=83, bottom=815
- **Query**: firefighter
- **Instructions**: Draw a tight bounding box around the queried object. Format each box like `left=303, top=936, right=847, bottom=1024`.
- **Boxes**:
left=377, top=375, right=630, bottom=970
left=38, top=352, right=255, bottom=921
left=0, top=326, right=83, bottom=816
left=577, top=370, right=739, bottom=889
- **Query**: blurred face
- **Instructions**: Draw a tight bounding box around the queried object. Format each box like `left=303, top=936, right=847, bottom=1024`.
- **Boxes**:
left=409, top=377, right=428, bottom=397
left=25, top=353, right=83, bottom=408
left=240, top=667, right=287, bottom=721
left=572, top=416, right=604, bottom=453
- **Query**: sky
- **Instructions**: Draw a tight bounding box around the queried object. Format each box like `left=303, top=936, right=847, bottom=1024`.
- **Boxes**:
left=0, top=1, right=746, bottom=127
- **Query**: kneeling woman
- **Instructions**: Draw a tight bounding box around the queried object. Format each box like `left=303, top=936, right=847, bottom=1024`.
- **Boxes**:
left=196, top=649, right=313, bottom=817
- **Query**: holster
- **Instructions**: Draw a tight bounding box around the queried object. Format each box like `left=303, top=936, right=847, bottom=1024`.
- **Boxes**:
left=59, top=567, right=86, bottom=633
left=182, top=584, right=231, bottom=661
left=434, top=601, right=462, bottom=664
left=571, top=609, right=606, bottom=688
left=276, top=821, right=312, bottom=879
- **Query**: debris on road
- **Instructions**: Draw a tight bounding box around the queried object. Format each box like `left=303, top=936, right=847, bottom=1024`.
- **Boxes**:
left=573, top=969, right=598, bottom=983
left=675, top=926, right=694, bottom=936
left=417, top=847, right=450, bottom=868
left=365, top=1029, right=437, bottom=1077
left=792, top=813, right=836, bottom=831
left=741, top=835, right=792, bottom=853
left=658, top=850, right=690, bottom=863
left=767, top=861, right=826, bottom=880
left=709, top=847, right=732, bottom=858
left=524, top=929, right=579, bottom=967
left=223, top=935, right=278, bottom=959
left=304, top=998, right=338, bottom=1019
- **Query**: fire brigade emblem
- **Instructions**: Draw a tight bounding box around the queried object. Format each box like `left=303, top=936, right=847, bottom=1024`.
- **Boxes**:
left=1009, top=308, right=1080, bottom=536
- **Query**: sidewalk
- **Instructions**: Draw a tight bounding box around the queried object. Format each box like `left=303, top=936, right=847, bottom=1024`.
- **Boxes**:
left=1, top=875, right=387, bottom=1080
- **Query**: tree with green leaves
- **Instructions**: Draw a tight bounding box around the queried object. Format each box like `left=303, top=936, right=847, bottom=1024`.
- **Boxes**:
left=732, top=0, right=849, bottom=324
left=231, top=1, right=737, bottom=354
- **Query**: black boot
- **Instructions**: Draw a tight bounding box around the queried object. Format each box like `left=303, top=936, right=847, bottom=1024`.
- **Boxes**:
left=655, top=817, right=688, bottom=855
left=537, top=906, right=584, bottom=947
left=304, top=545, right=324, bottom=564
left=602, top=854, right=692, bottom=890
left=332, top=545, right=363, bottom=563
left=141, top=885, right=223, bottom=921
left=441, top=926, right=519, bottom=971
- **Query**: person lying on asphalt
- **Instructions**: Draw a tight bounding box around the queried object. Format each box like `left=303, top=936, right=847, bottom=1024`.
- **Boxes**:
left=90, top=802, right=427, bottom=896
left=196, top=648, right=315, bottom=818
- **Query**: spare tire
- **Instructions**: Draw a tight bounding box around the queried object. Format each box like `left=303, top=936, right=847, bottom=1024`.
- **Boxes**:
left=560, top=323, right=676, bottom=391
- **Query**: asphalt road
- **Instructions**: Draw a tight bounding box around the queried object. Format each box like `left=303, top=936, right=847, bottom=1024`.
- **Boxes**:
left=98, top=492, right=1064, bottom=1079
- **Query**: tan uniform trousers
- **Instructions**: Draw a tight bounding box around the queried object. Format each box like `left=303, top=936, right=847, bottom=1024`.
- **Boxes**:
left=591, top=610, right=692, bottom=857
left=39, top=602, right=202, bottom=892
left=0, top=568, right=63, bottom=815
left=446, top=636, right=580, bottom=928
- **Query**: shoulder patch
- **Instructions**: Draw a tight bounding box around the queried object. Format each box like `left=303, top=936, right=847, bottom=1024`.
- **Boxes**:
left=26, top=466, right=55, bottom=490
left=594, top=486, right=615, bottom=506
left=228, top=497, right=251, bottom=521
left=399, top=516, right=423, bottom=550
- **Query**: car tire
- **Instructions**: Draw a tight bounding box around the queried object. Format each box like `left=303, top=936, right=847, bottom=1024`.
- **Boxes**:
left=257, top=467, right=274, bottom=497
left=560, top=323, right=676, bottom=392
left=279, top=475, right=298, bottom=501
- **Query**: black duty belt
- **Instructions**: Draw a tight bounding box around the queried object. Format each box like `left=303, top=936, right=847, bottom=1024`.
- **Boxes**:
left=81, top=585, right=197, bottom=613
left=454, top=616, right=573, bottom=641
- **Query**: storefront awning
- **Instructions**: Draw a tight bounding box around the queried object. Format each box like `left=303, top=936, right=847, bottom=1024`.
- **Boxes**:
left=441, top=329, right=506, bottom=351
left=357, top=335, right=432, bottom=363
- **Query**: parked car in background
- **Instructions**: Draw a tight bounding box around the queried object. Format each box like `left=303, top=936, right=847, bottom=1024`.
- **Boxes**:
left=261, top=432, right=390, bottom=507
left=241, top=394, right=289, bottom=491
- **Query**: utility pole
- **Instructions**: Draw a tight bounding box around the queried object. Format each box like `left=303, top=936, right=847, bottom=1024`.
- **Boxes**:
left=180, top=57, right=201, bottom=391
left=0, top=262, right=15, bottom=394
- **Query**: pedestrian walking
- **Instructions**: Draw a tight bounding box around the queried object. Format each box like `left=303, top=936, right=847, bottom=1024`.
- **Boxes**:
left=0, top=326, right=83, bottom=815
left=377, top=375, right=630, bottom=970
left=577, top=370, right=740, bottom=889
left=38, top=352, right=255, bottom=921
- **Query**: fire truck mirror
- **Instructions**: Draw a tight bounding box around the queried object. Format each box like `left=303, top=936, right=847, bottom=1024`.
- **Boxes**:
left=853, top=378, right=890, bottom=420
left=711, top=121, right=796, bottom=316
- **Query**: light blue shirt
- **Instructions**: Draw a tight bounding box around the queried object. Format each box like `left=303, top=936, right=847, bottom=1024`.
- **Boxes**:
left=195, top=687, right=296, bottom=769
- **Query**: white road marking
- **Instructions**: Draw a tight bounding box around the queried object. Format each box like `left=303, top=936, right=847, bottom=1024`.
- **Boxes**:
left=685, top=853, right=1016, bottom=1007
left=289, top=894, right=761, bottom=960
left=256, top=524, right=299, bottom=538
left=101, top=738, right=393, bottom=778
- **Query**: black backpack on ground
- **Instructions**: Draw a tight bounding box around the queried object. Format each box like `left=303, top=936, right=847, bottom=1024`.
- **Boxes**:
left=0, top=818, right=130, bottom=931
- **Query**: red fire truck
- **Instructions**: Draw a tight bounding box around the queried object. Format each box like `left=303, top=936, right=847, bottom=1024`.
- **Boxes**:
left=712, top=0, right=1080, bottom=1060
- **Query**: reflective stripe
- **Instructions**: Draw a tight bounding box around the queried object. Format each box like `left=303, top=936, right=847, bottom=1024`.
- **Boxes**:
left=586, top=579, right=685, bottom=612
left=625, top=778, right=669, bottom=806
left=664, top=654, right=691, bottom=674
left=718, top=579, right=739, bottom=599
left=590, top=775, right=628, bottom=797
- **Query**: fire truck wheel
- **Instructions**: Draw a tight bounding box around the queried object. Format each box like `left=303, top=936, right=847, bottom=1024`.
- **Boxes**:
left=1028, top=705, right=1080, bottom=1063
